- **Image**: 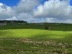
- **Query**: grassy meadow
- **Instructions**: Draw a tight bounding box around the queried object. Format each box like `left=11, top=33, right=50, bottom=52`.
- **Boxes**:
left=0, top=23, right=72, bottom=54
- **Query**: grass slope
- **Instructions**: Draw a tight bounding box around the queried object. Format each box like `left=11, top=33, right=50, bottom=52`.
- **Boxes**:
left=0, top=23, right=72, bottom=54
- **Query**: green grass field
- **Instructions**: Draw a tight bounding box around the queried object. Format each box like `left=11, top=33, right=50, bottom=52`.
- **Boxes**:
left=0, top=23, right=72, bottom=54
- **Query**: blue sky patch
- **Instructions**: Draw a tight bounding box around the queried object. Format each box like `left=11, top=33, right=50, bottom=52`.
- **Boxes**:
left=70, top=0, right=72, bottom=6
left=0, top=0, right=72, bottom=6
left=0, top=0, right=20, bottom=6
left=40, top=0, right=48, bottom=4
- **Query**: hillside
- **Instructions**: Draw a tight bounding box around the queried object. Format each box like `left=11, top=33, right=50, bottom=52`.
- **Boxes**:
left=0, top=23, right=72, bottom=54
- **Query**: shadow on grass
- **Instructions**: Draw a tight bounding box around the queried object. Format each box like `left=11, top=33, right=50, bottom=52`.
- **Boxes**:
left=0, top=31, right=8, bottom=36
left=27, top=33, right=72, bottom=43
left=28, top=34, right=63, bottom=41
left=62, top=33, right=72, bottom=43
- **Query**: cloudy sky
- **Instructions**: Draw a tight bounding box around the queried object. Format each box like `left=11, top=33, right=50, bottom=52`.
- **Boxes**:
left=0, top=0, right=72, bottom=23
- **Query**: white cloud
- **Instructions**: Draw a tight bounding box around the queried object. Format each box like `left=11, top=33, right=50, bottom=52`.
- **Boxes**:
left=16, top=0, right=39, bottom=13
left=45, top=17, right=72, bottom=23
left=7, top=16, right=17, bottom=20
left=34, top=0, right=72, bottom=18
left=0, top=0, right=72, bottom=23
left=13, top=0, right=39, bottom=22
left=0, top=3, right=15, bottom=20
left=34, top=0, right=72, bottom=23
left=0, top=0, right=39, bottom=21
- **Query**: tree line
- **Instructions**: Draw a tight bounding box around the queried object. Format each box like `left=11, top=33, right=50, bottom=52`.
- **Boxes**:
left=0, top=20, right=27, bottom=23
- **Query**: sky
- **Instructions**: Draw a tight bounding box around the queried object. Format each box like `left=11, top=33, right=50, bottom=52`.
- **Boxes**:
left=70, top=0, right=72, bottom=5
left=0, top=0, right=20, bottom=6
left=0, top=0, right=72, bottom=23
